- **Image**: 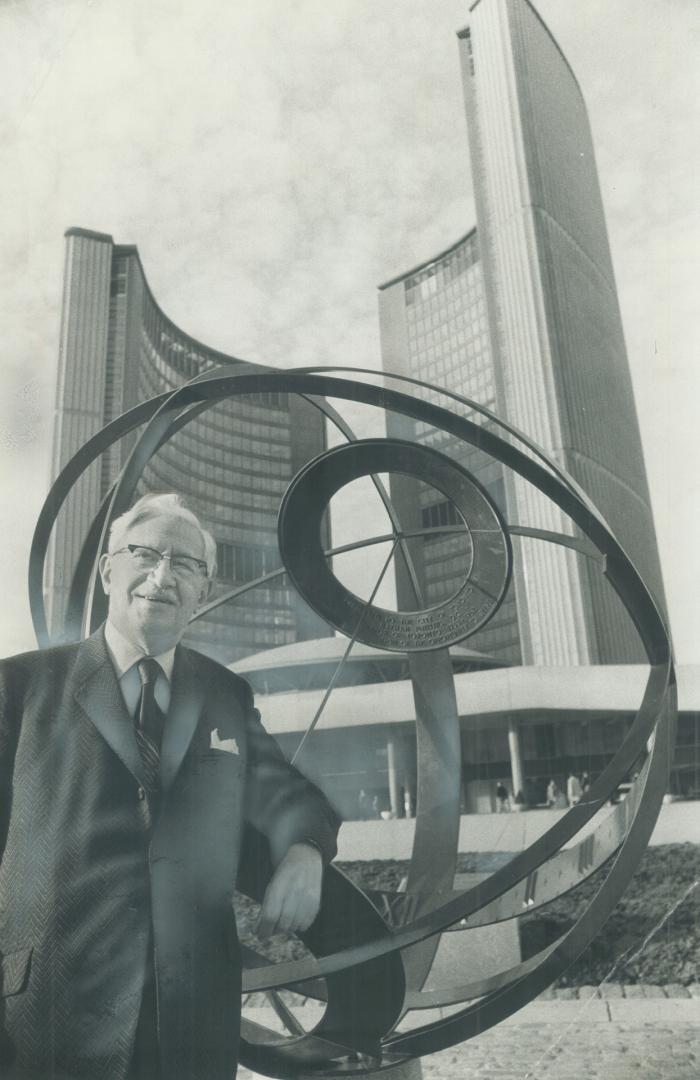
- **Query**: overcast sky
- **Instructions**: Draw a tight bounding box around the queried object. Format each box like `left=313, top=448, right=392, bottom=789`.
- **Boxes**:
left=0, top=0, right=698, bottom=662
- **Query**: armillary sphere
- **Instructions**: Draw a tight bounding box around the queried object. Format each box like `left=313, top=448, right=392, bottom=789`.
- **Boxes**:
left=29, top=365, right=675, bottom=1077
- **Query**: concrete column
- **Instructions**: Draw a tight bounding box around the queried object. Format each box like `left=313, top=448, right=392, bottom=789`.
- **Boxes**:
left=387, top=735, right=402, bottom=818
left=508, top=716, right=524, bottom=797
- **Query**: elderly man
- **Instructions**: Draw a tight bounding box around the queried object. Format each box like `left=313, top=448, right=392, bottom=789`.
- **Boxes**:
left=0, top=493, right=340, bottom=1080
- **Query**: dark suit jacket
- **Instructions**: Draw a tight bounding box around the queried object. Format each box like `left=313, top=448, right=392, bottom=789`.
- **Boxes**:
left=0, top=628, right=339, bottom=1080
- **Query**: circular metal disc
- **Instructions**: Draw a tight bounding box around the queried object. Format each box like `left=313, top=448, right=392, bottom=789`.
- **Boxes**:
left=277, top=438, right=512, bottom=652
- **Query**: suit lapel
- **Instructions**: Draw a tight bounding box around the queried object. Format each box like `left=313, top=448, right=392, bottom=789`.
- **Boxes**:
left=160, top=646, right=205, bottom=792
left=74, top=632, right=207, bottom=793
left=73, top=627, right=147, bottom=787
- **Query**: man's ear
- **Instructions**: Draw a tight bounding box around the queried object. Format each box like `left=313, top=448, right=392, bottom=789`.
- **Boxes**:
left=197, top=578, right=212, bottom=607
left=98, top=553, right=112, bottom=595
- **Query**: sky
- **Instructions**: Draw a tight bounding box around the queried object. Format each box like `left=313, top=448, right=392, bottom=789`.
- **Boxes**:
left=0, top=0, right=698, bottom=662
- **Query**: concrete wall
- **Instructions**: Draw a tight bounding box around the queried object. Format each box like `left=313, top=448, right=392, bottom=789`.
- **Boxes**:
left=335, top=802, right=699, bottom=861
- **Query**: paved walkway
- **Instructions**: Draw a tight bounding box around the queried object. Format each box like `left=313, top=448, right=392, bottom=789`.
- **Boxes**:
left=238, top=803, right=700, bottom=1076
left=237, top=991, right=699, bottom=1080
left=418, top=1014, right=699, bottom=1079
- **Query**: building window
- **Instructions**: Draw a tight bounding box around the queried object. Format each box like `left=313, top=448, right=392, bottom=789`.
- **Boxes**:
left=216, top=541, right=282, bottom=583
left=421, top=499, right=460, bottom=534
left=247, top=391, right=289, bottom=409
left=464, top=29, right=475, bottom=77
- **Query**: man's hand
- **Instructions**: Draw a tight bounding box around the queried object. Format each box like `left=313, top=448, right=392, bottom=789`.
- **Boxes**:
left=256, top=842, right=323, bottom=939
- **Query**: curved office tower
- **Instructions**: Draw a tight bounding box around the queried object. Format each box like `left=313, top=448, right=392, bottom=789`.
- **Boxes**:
left=380, top=0, right=665, bottom=665
left=46, top=228, right=329, bottom=662
left=380, top=227, right=525, bottom=665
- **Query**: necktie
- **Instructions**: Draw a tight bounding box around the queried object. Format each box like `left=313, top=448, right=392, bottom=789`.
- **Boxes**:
left=135, top=657, right=165, bottom=804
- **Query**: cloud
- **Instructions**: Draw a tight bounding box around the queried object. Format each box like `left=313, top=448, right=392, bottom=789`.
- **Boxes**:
left=0, top=0, right=697, bottom=658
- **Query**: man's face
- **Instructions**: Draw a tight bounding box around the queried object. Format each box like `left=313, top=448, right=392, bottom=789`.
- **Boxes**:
left=98, top=514, right=210, bottom=654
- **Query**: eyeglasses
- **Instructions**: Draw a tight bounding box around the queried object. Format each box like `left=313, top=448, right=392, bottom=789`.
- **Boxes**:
left=112, top=544, right=209, bottom=579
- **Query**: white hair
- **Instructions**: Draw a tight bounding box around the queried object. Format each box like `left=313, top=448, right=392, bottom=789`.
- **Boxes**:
left=107, top=494, right=217, bottom=579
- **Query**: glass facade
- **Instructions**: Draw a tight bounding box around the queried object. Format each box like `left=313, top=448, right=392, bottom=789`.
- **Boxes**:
left=382, top=231, right=522, bottom=664
left=46, top=228, right=330, bottom=663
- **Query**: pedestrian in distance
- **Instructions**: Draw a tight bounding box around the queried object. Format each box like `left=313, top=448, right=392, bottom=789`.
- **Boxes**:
left=566, top=771, right=583, bottom=806
left=495, top=780, right=510, bottom=812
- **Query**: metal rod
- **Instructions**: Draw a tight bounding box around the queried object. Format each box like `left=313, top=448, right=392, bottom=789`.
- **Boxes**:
left=291, top=537, right=399, bottom=765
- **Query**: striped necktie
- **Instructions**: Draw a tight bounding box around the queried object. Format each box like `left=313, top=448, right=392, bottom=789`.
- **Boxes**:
left=135, top=657, right=165, bottom=802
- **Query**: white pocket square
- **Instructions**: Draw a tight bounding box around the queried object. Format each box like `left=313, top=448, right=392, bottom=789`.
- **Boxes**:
left=210, top=729, right=239, bottom=755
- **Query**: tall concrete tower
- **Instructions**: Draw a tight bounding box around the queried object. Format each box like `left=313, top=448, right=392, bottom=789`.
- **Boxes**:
left=380, top=0, right=664, bottom=665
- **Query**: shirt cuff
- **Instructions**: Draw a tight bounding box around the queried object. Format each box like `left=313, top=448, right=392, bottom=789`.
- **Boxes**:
left=296, top=838, right=324, bottom=860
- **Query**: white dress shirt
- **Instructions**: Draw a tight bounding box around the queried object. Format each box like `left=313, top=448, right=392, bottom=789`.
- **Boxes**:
left=104, top=620, right=175, bottom=718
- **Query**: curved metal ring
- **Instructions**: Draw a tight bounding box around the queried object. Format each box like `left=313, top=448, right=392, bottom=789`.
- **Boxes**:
left=30, top=366, right=674, bottom=1072
left=277, top=438, right=512, bottom=652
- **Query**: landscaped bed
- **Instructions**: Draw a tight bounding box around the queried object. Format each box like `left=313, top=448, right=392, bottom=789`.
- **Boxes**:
left=338, top=842, right=699, bottom=987
left=236, top=843, right=699, bottom=988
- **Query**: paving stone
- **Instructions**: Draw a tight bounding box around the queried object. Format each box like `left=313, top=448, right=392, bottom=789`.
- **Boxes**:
left=687, top=984, right=700, bottom=997
left=553, top=987, right=576, bottom=999
left=238, top=1008, right=700, bottom=1080
left=419, top=1023, right=700, bottom=1079
left=663, top=982, right=691, bottom=997
left=598, top=982, right=624, bottom=998
left=622, top=984, right=648, bottom=998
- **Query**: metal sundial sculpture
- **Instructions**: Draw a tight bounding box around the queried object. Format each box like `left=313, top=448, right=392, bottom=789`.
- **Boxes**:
left=30, top=364, right=675, bottom=1076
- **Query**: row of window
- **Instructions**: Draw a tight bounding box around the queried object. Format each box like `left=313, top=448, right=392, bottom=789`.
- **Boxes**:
left=407, top=334, right=490, bottom=365
left=204, top=586, right=293, bottom=613
left=407, top=303, right=487, bottom=333
left=407, top=319, right=488, bottom=347
left=407, top=291, right=484, bottom=322
left=413, top=354, right=492, bottom=388
left=408, top=333, right=490, bottom=361
left=140, top=324, right=291, bottom=417
left=200, top=602, right=294, bottom=631
left=145, top=442, right=291, bottom=486
left=151, top=439, right=290, bottom=487
left=407, top=278, right=483, bottom=314
left=425, top=552, right=472, bottom=579
left=421, top=499, right=460, bottom=531
left=141, top=304, right=212, bottom=382
left=216, top=540, right=282, bottom=583
left=406, top=270, right=482, bottom=315
left=404, top=241, right=480, bottom=304
left=142, top=464, right=279, bottom=532
left=134, top=373, right=292, bottom=452
left=408, top=325, right=483, bottom=353
left=413, top=420, right=498, bottom=465
left=188, top=624, right=295, bottom=654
